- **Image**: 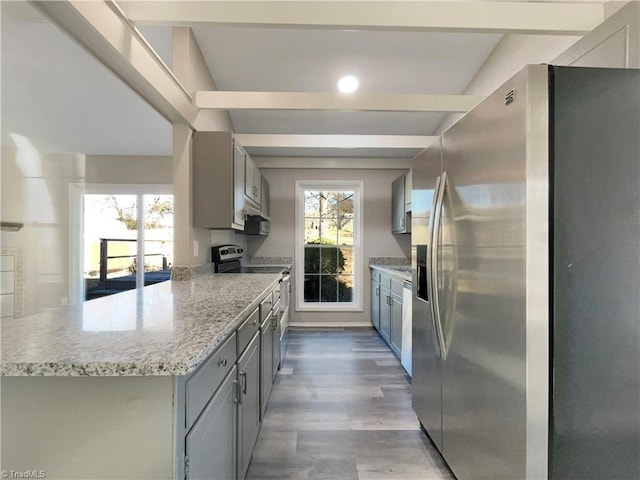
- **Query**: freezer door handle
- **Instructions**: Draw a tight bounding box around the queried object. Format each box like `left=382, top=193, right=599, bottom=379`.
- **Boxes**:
left=431, top=171, right=448, bottom=360
left=427, top=175, right=445, bottom=355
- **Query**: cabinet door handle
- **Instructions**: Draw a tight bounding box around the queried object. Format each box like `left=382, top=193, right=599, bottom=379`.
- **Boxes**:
left=234, top=380, right=240, bottom=404
left=239, top=370, right=247, bottom=395
left=217, top=357, right=228, bottom=368
left=376, top=287, right=379, bottom=297
left=271, top=314, right=277, bottom=331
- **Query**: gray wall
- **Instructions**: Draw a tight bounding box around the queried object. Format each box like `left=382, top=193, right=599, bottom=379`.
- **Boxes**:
left=247, top=167, right=410, bottom=326
left=85, top=155, right=172, bottom=184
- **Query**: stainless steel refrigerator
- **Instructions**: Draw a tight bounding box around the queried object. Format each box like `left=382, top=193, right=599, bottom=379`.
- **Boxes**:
left=411, top=65, right=639, bottom=480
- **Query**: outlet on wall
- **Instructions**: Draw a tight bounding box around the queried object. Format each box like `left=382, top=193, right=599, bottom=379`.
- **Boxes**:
left=193, top=240, right=199, bottom=257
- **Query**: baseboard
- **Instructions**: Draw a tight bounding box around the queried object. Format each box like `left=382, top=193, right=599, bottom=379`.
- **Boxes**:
left=289, top=321, right=373, bottom=328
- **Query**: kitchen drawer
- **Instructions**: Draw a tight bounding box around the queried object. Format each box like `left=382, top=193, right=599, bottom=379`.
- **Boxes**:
left=185, top=332, right=237, bottom=430
left=391, top=277, right=404, bottom=297
left=238, top=308, right=260, bottom=355
left=259, top=293, right=273, bottom=323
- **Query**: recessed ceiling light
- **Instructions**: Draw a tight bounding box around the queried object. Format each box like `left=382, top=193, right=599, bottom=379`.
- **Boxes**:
left=337, top=75, right=359, bottom=94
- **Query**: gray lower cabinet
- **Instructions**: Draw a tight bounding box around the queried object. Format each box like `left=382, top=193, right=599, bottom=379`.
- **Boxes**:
left=371, top=279, right=380, bottom=331
left=260, top=315, right=274, bottom=420
left=185, top=365, right=237, bottom=480
left=271, top=305, right=281, bottom=381
left=182, top=288, right=284, bottom=480
left=389, top=292, right=402, bottom=356
left=379, top=283, right=391, bottom=343
left=371, top=268, right=407, bottom=359
left=237, top=333, right=261, bottom=480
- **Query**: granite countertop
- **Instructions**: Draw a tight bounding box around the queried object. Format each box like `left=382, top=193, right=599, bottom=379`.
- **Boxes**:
left=369, top=257, right=412, bottom=282
left=1, top=273, right=280, bottom=377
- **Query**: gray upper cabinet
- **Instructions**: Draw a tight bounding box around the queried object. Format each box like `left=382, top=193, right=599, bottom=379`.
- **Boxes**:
left=392, top=173, right=411, bottom=234
left=192, top=131, right=245, bottom=230
left=261, top=175, right=270, bottom=218
left=244, top=155, right=261, bottom=208
left=234, top=143, right=248, bottom=227
left=244, top=175, right=271, bottom=236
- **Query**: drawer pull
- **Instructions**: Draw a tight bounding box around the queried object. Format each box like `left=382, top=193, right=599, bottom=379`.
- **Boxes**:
left=239, top=370, right=247, bottom=394
left=251, top=318, right=258, bottom=327
left=217, top=357, right=228, bottom=368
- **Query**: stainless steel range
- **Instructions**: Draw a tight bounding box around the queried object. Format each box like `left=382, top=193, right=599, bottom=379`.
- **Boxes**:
left=212, top=245, right=286, bottom=274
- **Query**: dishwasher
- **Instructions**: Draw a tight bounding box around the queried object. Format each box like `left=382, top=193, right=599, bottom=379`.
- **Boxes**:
left=401, top=280, right=412, bottom=377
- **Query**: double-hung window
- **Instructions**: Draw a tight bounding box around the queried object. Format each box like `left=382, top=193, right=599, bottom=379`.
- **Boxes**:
left=295, top=181, right=363, bottom=311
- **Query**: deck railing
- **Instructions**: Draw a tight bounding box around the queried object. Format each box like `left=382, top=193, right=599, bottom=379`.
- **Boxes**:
left=99, top=238, right=169, bottom=282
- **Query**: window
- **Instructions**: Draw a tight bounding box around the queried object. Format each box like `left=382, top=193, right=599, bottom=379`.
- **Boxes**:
left=71, top=184, right=173, bottom=303
left=296, top=181, right=363, bottom=311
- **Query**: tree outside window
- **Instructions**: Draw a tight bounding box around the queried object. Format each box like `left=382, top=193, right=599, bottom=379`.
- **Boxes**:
left=303, top=190, right=355, bottom=303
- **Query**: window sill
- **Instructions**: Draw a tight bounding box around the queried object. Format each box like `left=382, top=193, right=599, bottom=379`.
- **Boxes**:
left=296, top=303, right=364, bottom=313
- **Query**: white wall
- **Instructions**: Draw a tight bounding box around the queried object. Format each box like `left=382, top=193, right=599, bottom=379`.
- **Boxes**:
left=247, top=166, right=410, bottom=326
left=435, top=1, right=639, bottom=135
left=1, top=145, right=85, bottom=315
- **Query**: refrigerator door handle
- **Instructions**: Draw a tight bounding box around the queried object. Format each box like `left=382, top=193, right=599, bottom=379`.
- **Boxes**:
left=427, top=175, right=446, bottom=356
left=431, top=171, right=448, bottom=360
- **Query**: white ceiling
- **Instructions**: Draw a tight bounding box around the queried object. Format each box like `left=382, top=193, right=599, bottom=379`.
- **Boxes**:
left=1, top=2, right=172, bottom=156
left=189, top=25, right=500, bottom=157
left=1, top=1, right=595, bottom=160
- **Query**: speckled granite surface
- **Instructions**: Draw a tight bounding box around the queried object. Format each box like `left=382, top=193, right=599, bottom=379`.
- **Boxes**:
left=369, top=258, right=412, bottom=282
left=247, top=256, right=293, bottom=266
left=1, top=273, right=280, bottom=377
left=170, top=263, right=214, bottom=280
left=368, top=257, right=410, bottom=267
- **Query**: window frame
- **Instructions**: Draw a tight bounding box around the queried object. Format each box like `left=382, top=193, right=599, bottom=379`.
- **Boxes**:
left=295, top=180, right=364, bottom=312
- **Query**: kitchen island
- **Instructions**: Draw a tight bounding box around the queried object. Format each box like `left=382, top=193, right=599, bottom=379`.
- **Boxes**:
left=1, top=272, right=282, bottom=479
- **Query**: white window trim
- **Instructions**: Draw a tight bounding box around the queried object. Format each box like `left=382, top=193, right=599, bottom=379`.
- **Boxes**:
left=295, top=180, right=364, bottom=312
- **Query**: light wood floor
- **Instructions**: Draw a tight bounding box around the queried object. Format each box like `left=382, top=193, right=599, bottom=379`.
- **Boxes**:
left=246, top=328, right=454, bottom=480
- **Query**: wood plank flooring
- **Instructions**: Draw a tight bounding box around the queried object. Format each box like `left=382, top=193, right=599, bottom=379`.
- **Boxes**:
left=246, top=328, right=454, bottom=480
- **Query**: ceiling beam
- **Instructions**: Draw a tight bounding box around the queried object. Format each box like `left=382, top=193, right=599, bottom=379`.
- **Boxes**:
left=235, top=134, right=437, bottom=149
left=30, top=0, right=197, bottom=126
left=196, top=92, right=483, bottom=113
left=119, top=1, right=604, bottom=35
